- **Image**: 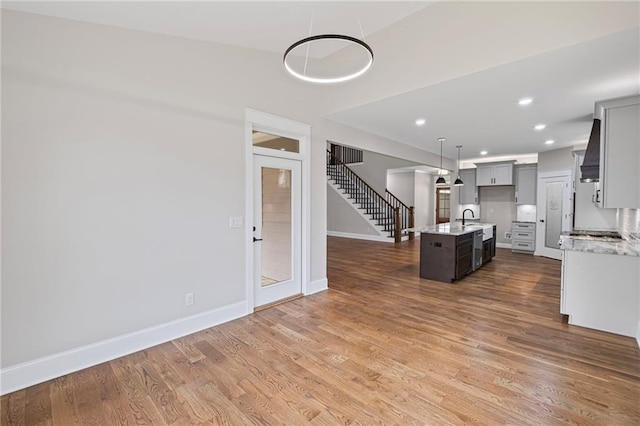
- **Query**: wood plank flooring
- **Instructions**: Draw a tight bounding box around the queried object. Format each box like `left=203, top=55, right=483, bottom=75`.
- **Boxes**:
left=2, top=236, right=639, bottom=425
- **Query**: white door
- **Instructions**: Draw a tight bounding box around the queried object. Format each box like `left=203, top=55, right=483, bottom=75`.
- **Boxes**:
left=253, top=155, right=302, bottom=307
left=536, top=171, right=571, bottom=260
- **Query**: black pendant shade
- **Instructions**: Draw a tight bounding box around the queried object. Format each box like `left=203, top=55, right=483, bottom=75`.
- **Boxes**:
left=454, top=145, right=464, bottom=186
left=436, top=138, right=447, bottom=186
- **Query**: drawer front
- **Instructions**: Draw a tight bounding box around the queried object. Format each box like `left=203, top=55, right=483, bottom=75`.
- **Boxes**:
left=457, top=233, right=473, bottom=245
left=512, top=230, right=534, bottom=241
left=457, top=241, right=473, bottom=257
left=512, top=240, right=534, bottom=251
left=512, top=222, right=535, bottom=231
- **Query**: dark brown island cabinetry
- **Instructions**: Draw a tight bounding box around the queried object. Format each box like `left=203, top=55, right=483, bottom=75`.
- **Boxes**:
left=482, top=225, right=497, bottom=264
left=420, top=224, right=496, bottom=283
left=420, top=232, right=474, bottom=283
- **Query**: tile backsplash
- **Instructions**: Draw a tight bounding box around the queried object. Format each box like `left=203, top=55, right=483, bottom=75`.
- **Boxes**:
left=618, top=208, right=640, bottom=241
left=516, top=205, right=536, bottom=222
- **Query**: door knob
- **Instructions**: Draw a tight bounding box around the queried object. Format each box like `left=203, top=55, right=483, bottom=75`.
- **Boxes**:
left=539, top=219, right=545, bottom=223
left=253, top=237, right=263, bottom=242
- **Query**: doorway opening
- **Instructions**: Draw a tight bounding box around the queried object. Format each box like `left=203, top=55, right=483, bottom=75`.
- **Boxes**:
left=436, top=187, right=451, bottom=224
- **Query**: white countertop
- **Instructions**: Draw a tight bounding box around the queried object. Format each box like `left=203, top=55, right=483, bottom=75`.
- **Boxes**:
left=413, top=222, right=495, bottom=237
left=559, top=235, right=640, bottom=257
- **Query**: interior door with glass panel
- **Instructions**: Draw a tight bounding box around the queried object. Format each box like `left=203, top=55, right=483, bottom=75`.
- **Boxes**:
left=536, top=173, right=571, bottom=260
left=253, top=155, right=301, bottom=307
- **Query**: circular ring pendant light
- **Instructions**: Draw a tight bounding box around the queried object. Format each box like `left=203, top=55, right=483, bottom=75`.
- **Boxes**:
left=283, top=34, right=374, bottom=84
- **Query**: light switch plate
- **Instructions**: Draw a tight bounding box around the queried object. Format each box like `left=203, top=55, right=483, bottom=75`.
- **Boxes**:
left=229, top=216, right=243, bottom=229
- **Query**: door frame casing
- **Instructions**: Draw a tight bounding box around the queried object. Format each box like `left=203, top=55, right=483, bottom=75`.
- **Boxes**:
left=244, top=109, right=311, bottom=314
left=535, top=170, right=572, bottom=260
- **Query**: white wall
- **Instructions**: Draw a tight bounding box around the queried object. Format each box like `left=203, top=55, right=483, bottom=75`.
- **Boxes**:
left=387, top=171, right=415, bottom=205
left=386, top=170, right=435, bottom=229
left=480, top=186, right=517, bottom=244
left=2, top=10, right=326, bottom=388
left=538, top=146, right=574, bottom=174
left=414, top=172, right=434, bottom=228
left=349, top=151, right=422, bottom=194
left=1, top=10, right=336, bottom=381
left=326, top=185, right=380, bottom=236
left=3, top=10, right=464, bottom=391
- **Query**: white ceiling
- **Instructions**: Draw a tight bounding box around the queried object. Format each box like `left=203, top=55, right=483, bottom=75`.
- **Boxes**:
left=329, top=28, right=640, bottom=161
left=3, top=1, right=639, bottom=162
left=2, top=1, right=431, bottom=58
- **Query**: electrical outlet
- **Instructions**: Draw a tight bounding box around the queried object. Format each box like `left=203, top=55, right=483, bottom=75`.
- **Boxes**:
left=505, top=232, right=512, bottom=240
left=185, top=292, right=194, bottom=306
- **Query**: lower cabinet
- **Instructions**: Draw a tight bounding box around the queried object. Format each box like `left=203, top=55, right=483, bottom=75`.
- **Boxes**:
left=482, top=227, right=498, bottom=264
left=562, top=249, right=639, bottom=337
left=512, top=222, right=535, bottom=253
left=482, top=238, right=495, bottom=265
left=455, top=233, right=473, bottom=279
left=420, top=232, right=473, bottom=283
left=491, top=226, right=497, bottom=258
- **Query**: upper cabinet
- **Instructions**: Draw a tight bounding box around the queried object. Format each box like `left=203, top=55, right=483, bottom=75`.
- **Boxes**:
left=459, top=169, right=477, bottom=204
left=515, top=164, right=537, bottom=205
left=476, top=161, right=514, bottom=186
left=596, top=95, right=639, bottom=208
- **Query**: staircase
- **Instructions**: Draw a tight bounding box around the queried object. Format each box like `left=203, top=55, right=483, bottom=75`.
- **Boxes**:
left=326, top=150, right=414, bottom=243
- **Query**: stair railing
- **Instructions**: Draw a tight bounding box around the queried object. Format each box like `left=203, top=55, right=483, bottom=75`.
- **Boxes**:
left=385, top=189, right=415, bottom=240
left=327, top=150, right=402, bottom=242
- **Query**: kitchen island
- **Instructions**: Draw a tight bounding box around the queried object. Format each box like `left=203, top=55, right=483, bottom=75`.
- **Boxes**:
left=416, top=223, right=496, bottom=283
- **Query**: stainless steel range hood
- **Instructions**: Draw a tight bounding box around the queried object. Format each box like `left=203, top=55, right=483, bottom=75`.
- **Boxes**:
left=580, top=118, right=601, bottom=182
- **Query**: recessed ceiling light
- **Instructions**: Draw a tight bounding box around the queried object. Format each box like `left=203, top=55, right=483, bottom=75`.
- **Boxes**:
left=544, top=140, right=555, bottom=145
left=480, top=150, right=488, bottom=155
left=534, top=124, right=546, bottom=131
left=415, top=118, right=426, bottom=126
left=518, top=98, right=533, bottom=106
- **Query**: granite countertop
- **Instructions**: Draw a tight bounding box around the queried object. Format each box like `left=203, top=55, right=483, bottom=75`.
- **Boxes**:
left=559, top=235, right=640, bottom=257
left=413, top=222, right=495, bottom=237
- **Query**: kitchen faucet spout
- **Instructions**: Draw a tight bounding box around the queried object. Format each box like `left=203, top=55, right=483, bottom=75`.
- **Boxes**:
left=462, top=208, right=475, bottom=226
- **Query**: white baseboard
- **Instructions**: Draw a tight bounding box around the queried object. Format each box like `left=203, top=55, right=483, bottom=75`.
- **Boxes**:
left=0, top=301, right=247, bottom=395
left=496, top=242, right=512, bottom=249
left=327, top=230, right=392, bottom=243
left=307, top=278, right=328, bottom=295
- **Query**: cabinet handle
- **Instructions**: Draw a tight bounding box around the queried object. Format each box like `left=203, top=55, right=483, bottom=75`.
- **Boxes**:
left=595, top=189, right=600, bottom=203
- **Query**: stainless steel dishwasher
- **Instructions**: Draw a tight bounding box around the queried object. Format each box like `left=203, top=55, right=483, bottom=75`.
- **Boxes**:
left=472, top=229, right=483, bottom=270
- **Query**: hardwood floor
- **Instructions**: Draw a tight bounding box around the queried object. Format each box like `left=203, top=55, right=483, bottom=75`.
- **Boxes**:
left=2, top=236, right=639, bottom=424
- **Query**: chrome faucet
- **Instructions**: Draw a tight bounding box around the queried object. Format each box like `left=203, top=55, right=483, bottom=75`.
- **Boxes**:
left=462, top=208, right=475, bottom=226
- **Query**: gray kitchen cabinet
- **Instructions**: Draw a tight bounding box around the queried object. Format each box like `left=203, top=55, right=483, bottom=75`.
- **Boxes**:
left=596, top=95, right=639, bottom=208
left=515, top=164, right=537, bottom=205
left=458, top=169, right=478, bottom=204
left=475, top=161, right=514, bottom=186
left=512, top=222, right=535, bottom=253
